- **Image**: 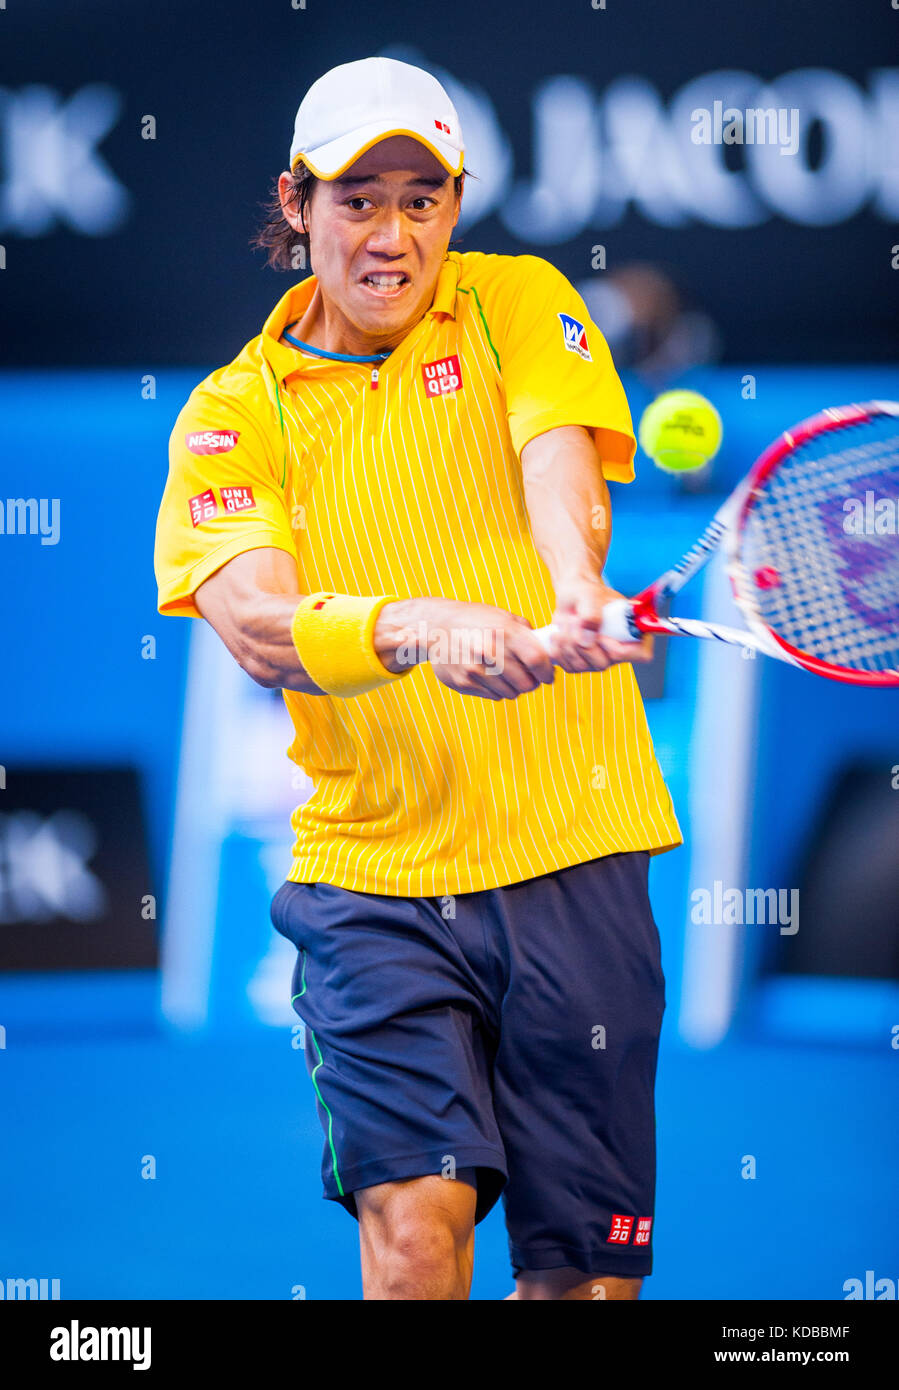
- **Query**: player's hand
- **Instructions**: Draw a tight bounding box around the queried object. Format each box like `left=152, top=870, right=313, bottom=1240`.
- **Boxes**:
left=378, top=597, right=556, bottom=701
left=545, top=578, right=653, bottom=673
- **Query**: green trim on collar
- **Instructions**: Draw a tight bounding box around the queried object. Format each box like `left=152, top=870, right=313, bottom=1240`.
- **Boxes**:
left=458, top=285, right=501, bottom=373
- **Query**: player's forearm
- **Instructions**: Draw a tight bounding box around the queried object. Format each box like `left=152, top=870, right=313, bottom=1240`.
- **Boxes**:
left=200, top=588, right=432, bottom=691
left=520, top=425, right=612, bottom=586
left=192, top=549, right=326, bottom=692
left=210, top=590, right=327, bottom=692
left=234, top=595, right=460, bottom=688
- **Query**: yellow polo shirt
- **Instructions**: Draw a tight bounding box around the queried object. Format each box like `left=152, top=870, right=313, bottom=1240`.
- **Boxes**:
left=154, top=250, right=681, bottom=894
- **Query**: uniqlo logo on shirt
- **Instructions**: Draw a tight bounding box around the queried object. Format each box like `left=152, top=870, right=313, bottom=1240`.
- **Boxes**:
left=221, top=485, right=256, bottom=513
left=421, top=354, right=462, bottom=398
left=188, top=489, right=218, bottom=526
left=607, top=1214, right=634, bottom=1244
left=634, top=1217, right=653, bottom=1246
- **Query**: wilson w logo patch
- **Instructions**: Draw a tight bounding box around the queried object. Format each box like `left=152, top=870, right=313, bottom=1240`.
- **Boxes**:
left=558, top=313, right=592, bottom=362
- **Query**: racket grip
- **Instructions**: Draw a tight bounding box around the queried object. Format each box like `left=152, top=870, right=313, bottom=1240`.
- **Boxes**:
left=599, top=598, right=642, bottom=643
left=532, top=600, right=642, bottom=652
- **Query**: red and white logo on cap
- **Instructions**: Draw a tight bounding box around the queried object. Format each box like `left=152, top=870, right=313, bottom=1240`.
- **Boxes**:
left=434, top=118, right=451, bottom=134
left=185, top=429, right=241, bottom=455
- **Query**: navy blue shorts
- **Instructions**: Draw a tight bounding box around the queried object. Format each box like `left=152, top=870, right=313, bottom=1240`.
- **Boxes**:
left=270, top=851, right=665, bottom=1277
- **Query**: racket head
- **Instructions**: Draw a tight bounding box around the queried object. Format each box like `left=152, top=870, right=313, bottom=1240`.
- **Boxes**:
left=727, top=402, right=899, bottom=686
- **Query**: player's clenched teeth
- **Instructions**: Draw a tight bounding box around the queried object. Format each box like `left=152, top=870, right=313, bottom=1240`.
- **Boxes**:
left=361, top=273, right=409, bottom=295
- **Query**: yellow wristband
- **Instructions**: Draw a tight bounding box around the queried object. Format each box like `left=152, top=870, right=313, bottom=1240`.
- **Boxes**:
left=291, top=592, right=408, bottom=698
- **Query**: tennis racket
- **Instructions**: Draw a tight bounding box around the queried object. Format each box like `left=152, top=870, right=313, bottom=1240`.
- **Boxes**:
left=533, top=401, right=899, bottom=686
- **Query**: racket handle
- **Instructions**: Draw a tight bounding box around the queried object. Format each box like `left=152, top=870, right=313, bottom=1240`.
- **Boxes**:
left=599, top=598, right=642, bottom=642
left=533, top=599, right=642, bottom=652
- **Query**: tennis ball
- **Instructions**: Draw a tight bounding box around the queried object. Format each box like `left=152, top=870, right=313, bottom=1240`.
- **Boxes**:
left=638, top=390, right=723, bottom=472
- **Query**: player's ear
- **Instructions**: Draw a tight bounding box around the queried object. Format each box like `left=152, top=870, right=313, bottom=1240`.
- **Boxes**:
left=278, top=170, right=307, bottom=235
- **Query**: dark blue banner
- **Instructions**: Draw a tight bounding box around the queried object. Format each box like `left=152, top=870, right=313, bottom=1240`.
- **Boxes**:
left=1, top=0, right=897, bottom=364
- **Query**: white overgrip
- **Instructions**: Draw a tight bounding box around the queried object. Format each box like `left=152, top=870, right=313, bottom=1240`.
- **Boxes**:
left=532, top=599, right=641, bottom=652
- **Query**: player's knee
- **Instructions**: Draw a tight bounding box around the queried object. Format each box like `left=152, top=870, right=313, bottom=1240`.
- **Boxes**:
left=387, top=1185, right=473, bottom=1253
left=360, top=1174, right=475, bottom=1293
left=376, top=1211, right=469, bottom=1297
left=389, top=1213, right=459, bottom=1265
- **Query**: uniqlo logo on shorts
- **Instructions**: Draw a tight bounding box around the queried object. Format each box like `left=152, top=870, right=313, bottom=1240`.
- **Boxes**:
left=607, top=1214, right=635, bottom=1244
left=188, top=489, right=218, bottom=526
left=185, top=429, right=241, bottom=455
left=221, top=485, right=257, bottom=513
left=421, top=354, right=462, bottom=398
left=634, top=1217, right=653, bottom=1246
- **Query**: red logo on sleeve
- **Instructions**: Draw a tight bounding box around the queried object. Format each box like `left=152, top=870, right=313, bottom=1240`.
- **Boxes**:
left=634, top=1217, right=653, bottom=1246
left=220, top=485, right=257, bottom=513
left=185, top=429, right=241, bottom=455
left=421, top=354, right=462, bottom=398
left=607, top=1214, right=635, bottom=1244
left=188, top=489, right=218, bottom=526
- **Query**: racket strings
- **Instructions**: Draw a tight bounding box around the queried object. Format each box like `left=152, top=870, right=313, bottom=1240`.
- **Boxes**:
left=737, top=420, right=899, bottom=672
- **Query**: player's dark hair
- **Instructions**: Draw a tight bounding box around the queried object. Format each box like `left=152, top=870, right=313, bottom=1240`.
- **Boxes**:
left=252, top=164, right=470, bottom=272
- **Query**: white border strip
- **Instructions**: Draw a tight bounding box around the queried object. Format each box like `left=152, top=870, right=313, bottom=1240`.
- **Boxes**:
left=159, top=621, right=236, bottom=1030
left=678, top=551, right=760, bottom=1048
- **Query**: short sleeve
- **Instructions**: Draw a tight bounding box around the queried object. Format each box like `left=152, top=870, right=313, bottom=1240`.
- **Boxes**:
left=154, top=387, right=297, bottom=618
left=493, top=256, right=637, bottom=482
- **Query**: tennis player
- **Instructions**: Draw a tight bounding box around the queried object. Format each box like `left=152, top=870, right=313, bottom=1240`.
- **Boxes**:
left=154, top=56, right=682, bottom=1301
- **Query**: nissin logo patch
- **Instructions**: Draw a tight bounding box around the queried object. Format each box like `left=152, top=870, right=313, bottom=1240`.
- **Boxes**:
left=558, top=313, right=592, bottom=362
left=185, top=429, right=241, bottom=455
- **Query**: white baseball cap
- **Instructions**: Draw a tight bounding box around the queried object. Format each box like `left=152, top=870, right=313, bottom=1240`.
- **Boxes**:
left=289, top=57, right=464, bottom=179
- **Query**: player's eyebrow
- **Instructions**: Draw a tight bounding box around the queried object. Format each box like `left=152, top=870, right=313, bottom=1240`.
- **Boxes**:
left=333, top=173, right=448, bottom=190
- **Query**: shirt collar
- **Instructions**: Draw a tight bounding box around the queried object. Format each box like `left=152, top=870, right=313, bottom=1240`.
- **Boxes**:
left=260, top=253, right=461, bottom=385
